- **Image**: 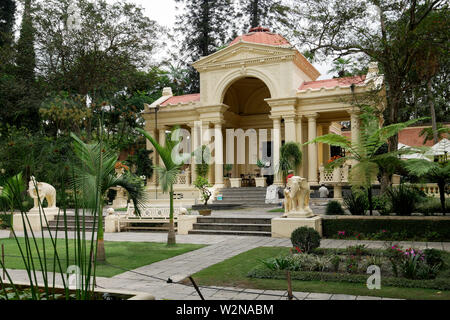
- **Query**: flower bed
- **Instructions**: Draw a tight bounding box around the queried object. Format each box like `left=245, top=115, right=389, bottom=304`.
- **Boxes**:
left=323, top=217, right=450, bottom=241
left=248, top=245, right=450, bottom=291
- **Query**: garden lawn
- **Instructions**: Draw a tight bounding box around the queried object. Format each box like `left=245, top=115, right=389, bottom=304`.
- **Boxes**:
left=0, top=238, right=205, bottom=277
left=189, top=247, right=450, bottom=300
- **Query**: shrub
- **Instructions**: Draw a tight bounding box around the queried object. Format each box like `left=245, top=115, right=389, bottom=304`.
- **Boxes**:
left=372, top=195, right=391, bottom=215
left=343, top=191, right=367, bottom=215
left=417, top=198, right=450, bottom=215
left=424, top=249, right=445, bottom=270
left=385, top=184, right=423, bottom=216
left=323, top=218, right=450, bottom=241
left=291, top=227, right=321, bottom=253
left=0, top=214, right=11, bottom=229
left=325, top=201, right=345, bottom=215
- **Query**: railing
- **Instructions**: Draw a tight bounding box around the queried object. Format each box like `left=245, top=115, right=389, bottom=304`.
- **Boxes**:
left=174, top=170, right=191, bottom=186
left=416, top=184, right=449, bottom=198
left=319, top=165, right=350, bottom=184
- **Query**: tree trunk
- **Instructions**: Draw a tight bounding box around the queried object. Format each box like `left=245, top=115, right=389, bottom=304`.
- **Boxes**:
left=368, top=186, right=373, bottom=216
left=286, top=270, right=293, bottom=300
left=167, top=186, right=176, bottom=246
left=96, top=239, right=106, bottom=262
left=380, top=172, right=391, bottom=194
left=427, top=79, right=438, bottom=144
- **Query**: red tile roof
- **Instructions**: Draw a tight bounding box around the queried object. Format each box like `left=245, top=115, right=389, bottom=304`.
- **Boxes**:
left=299, top=75, right=366, bottom=90
left=160, top=93, right=200, bottom=106
left=229, top=27, right=291, bottom=47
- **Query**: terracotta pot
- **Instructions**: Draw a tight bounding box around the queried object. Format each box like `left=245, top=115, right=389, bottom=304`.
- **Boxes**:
left=198, top=209, right=212, bottom=216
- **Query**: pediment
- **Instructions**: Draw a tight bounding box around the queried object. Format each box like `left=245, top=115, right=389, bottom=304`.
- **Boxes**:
left=192, top=42, right=295, bottom=70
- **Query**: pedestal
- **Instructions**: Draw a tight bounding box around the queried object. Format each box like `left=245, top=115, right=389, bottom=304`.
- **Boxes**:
left=229, top=178, right=242, bottom=188
left=13, top=208, right=59, bottom=232
left=177, top=215, right=198, bottom=235
left=271, top=216, right=322, bottom=238
left=333, top=185, right=343, bottom=200
left=112, top=187, right=128, bottom=209
left=255, top=177, right=267, bottom=188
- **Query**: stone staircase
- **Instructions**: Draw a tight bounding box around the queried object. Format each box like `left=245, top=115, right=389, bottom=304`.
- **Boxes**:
left=213, top=187, right=273, bottom=208
left=188, top=217, right=272, bottom=237
left=45, top=213, right=100, bottom=232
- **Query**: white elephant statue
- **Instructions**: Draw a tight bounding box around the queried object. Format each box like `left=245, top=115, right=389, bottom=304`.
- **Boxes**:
left=28, top=176, right=57, bottom=209
left=283, top=176, right=313, bottom=217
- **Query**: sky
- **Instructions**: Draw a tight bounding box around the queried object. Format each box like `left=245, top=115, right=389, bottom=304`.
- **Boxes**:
left=118, top=0, right=333, bottom=79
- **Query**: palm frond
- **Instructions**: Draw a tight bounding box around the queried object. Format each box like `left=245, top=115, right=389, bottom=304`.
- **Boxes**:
left=154, top=166, right=180, bottom=193
left=305, top=134, right=353, bottom=151
left=349, top=160, right=379, bottom=189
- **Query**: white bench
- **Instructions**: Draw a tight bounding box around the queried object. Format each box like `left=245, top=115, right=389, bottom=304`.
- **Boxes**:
left=117, top=205, right=188, bottom=232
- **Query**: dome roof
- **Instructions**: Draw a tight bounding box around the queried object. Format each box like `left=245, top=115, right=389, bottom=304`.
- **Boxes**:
left=229, top=26, right=291, bottom=47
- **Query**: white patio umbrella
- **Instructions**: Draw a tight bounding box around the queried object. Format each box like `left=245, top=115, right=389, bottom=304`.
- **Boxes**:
left=430, top=138, right=450, bottom=156
left=398, top=143, right=430, bottom=160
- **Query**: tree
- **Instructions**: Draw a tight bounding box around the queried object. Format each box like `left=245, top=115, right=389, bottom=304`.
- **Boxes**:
left=240, top=0, right=291, bottom=31
left=278, top=142, right=302, bottom=184
left=307, top=106, right=423, bottom=215
left=419, top=124, right=450, bottom=145
left=71, top=132, right=146, bottom=261
left=16, top=0, right=36, bottom=83
left=137, top=127, right=189, bottom=246
left=404, top=159, right=450, bottom=213
left=0, top=0, right=16, bottom=47
left=288, top=0, right=448, bottom=154
left=34, top=0, right=159, bottom=98
left=174, top=0, right=236, bottom=92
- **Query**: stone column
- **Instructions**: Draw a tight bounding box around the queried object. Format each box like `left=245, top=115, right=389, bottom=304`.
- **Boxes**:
left=348, top=109, right=361, bottom=146
left=283, top=115, right=297, bottom=142
left=213, top=121, right=224, bottom=188
left=145, top=126, right=157, bottom=186
left=201, top=122, right=214, bottom=184
left=189, top=122, right=199, bottom=185
left=271, top=116, right=283, bottom=186
left=158, top=126, right=166, bottom=166
left=296, top=115, right=304, bottom=177
left=307, top=113, right=319, bottom=185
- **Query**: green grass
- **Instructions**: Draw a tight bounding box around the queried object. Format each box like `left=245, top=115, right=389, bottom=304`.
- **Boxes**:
left=190, top=247, right=450, bottom=300
left=0, top=238, right=205, bottom=277
left=267, top=208, right=284, bottom=213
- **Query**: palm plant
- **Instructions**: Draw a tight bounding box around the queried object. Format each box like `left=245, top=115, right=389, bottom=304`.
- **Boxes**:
left=71, top=133, right=146, bottom=260
left=136, top=127, right=189, bottom=245
left=403, top=159, right=450, bottom=214
left=278, top=142, right=302, bottom=184
left=306, top=106, right=424, bottom=215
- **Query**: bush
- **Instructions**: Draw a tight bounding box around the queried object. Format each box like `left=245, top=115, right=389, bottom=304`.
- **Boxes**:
left=372, top=195, right=391, bottom=215
left=343, top=191, right=367, bottom=215
left=0, top=214, right=11, bottom=229
left=325, top=201, right=345, bottom=215
left=385, top=184, right=423, bottom=216
left=323, top=218, right=450, bottom=241
left=424, top=249, right=445, bottom=270
left=291, top=227, right=321, bottom=253
left=417, top=198, right=450, bottom=215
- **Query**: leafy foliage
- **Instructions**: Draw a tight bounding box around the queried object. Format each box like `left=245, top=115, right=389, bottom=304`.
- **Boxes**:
left=278, top=142, right=302, bottom=182
left=325, top=200, right=345, bottom=215
left=290, top=227, right=321, bottom=253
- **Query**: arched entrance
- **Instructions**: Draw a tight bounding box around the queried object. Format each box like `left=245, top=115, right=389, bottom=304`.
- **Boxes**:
left=221, top=77, right=275, bottom=186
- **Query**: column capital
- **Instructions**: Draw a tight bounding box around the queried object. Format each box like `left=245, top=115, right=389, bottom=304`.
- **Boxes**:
left=283, top=114, right=297, bottom=123
left=269, top=115, right=282, bottom=121
left=212, top=120, right=225, bottom=127
left=347, top=108, right=362, bottom=116
left=305, top=113, right=319, bottom=121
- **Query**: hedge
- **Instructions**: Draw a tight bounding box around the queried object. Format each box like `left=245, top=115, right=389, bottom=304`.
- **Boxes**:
left=248, top=266, right=450, bottom=291
left=323, top=219, right=450, bottom=241
left=0, top=214, right=11, bottom=229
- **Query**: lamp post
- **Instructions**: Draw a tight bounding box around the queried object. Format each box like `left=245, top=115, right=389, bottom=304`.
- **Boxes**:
left=149, top=104, right=160, bottom=200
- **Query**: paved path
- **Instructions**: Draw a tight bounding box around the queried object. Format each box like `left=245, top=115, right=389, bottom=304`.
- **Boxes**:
left=2, top=231, right=449, bottom=300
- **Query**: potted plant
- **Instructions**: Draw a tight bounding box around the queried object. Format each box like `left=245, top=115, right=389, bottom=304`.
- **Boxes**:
left=193, top=176, right=212, bottom=216
left=255, top=160, right=268, bottom=187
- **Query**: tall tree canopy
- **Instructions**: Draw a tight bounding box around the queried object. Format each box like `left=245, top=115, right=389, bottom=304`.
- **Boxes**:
left=240, top=0, right=291, bottom=31
left=0, top=0, right=16, bottom=47
left=174, top=0, right=236, bottom=92
left=288, top=0, right=449, bottom=152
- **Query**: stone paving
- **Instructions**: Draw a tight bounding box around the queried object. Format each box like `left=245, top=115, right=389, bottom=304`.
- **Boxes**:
left=1, top=230, right=448, bottom=300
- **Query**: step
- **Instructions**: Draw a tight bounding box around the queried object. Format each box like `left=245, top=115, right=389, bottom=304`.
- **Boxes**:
left=46, top=226, right=96, bottom=232
left=192, top=223, right=271, bottom=232
left=188, top=229, right=271, bottom=237
left=196, top=217, right=272, bottom=224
